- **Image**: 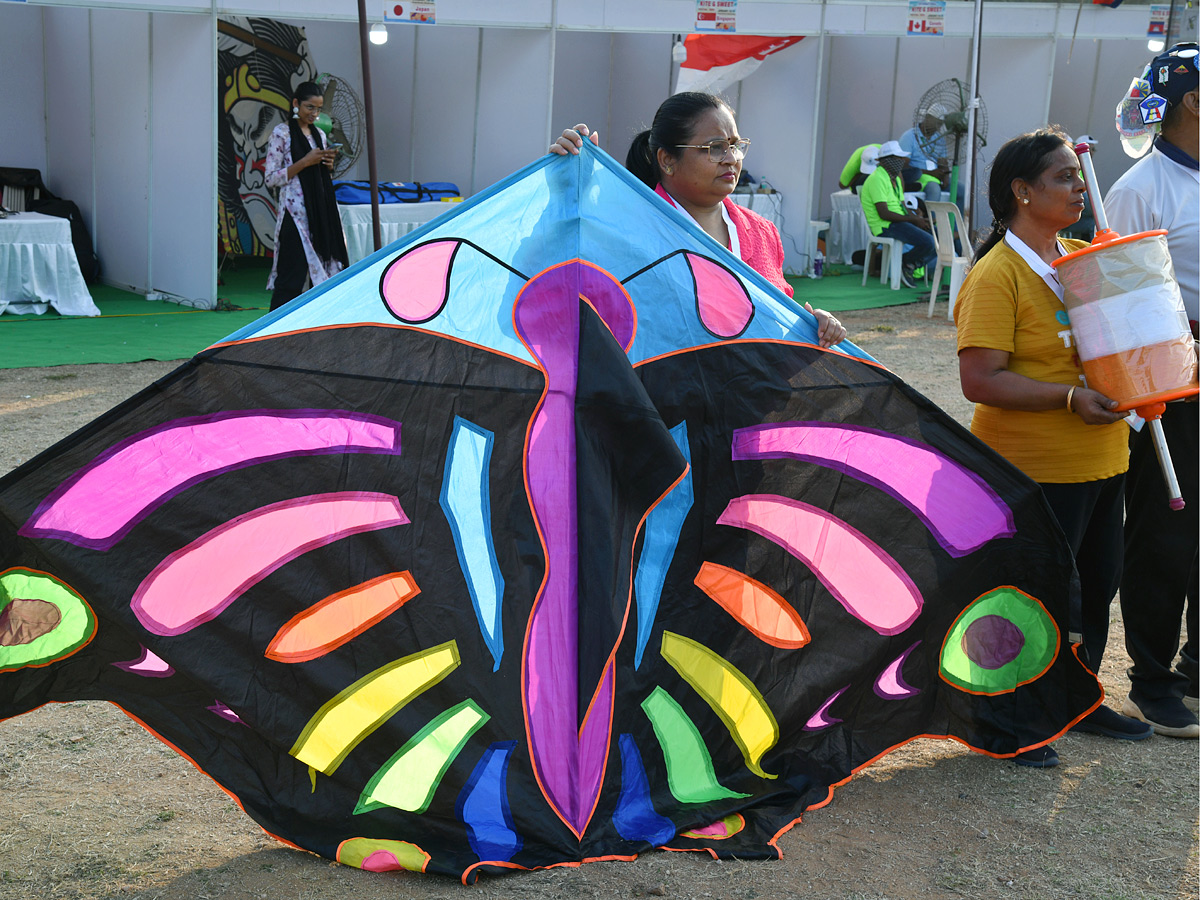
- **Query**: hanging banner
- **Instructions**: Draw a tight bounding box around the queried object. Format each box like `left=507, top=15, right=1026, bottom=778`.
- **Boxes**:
left=907, top=0, right=946, bottom=36
left=695, top=0, right=738, bottom=33
left=1147, top=4, right=1169, bottom=37
left=385, top=1, right=436, bottom=24
left=675, top=35, right=803, bottom=95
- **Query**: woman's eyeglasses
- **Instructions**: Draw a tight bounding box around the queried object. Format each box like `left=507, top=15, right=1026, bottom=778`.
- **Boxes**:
left=300, top=103, right=323, bottom=114
left=675, top=139, right=751, bottom=163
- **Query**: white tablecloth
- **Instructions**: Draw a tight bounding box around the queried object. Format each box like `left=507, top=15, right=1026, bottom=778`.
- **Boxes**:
left=338, top=202, right=456, bottom=264
left=827, top=190, right=872, bottom=266
left=0, top=212, right=99, bottom=316
left=729, top=191, right=783, bottom=234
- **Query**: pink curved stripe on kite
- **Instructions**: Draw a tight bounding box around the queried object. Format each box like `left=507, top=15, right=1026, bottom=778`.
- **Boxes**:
left=686, top=253, right=753, bottom=338
left=731, top=423, right=1014, bottom=557
left=874, top=641, right=922, bottom=699
left=112, top=645, right=174, bottom=678
left=21, top=411, right=402, bottom=551
left=131, top=493, right=409, bottom=636
left=717, top=495, right=922, bottom=635
left=804, top=685, right=848, bottom=731
left=381, top=240, right=460, bottom=323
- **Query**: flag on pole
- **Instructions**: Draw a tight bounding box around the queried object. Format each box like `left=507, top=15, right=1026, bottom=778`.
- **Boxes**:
left=674, top=34, right=803, bottom=95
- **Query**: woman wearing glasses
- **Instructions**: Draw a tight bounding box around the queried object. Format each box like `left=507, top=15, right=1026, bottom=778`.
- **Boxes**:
left=551, top=92, right=845, bottom=348
left=264, top=81, right=349, bottom=311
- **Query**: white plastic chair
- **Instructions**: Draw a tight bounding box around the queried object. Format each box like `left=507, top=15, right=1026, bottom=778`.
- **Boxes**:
left=925, top=201, right=970, bottom=319
left=862, top=235, right=903, bottom=290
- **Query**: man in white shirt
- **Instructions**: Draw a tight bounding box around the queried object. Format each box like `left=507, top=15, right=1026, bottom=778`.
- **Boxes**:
left=1105, top=42, right=1199, bottom=739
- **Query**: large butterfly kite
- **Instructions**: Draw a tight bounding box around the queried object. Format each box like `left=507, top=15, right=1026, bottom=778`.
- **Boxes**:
left=0, top=144, right=1101, bottom=882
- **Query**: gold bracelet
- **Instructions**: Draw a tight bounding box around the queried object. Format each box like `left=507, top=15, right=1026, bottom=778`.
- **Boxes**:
left=1066, top=385, right=1077, bottom=412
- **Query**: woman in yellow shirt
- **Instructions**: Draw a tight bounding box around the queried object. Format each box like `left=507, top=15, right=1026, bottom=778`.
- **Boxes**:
left=955, top=128, right=1153, bottom=766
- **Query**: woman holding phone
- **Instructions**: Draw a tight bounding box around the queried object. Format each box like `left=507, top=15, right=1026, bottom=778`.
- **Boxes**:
left=264, top=81, right=349, bottom=310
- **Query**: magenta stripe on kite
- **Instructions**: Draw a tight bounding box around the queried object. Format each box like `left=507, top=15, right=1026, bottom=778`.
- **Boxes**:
left=20, top=410, right=402, bottom=551
left=731, top=422, right=1014, bottom=557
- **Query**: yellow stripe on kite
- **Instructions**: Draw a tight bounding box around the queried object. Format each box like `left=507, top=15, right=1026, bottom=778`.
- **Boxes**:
left=290, top=640, right=460, bottom=775
left=660, top=631, right=778, bottom=779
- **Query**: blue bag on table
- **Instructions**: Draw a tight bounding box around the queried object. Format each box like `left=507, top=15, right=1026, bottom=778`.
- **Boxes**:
left=333, top=180, right=460, bottom=204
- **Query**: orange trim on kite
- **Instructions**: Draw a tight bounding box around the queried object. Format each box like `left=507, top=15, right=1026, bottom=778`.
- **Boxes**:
left=693, top=561, right=810, bottom=649
left=634, top=337, right=890, bottom=373
left=264, top=571, right=421, bottom=663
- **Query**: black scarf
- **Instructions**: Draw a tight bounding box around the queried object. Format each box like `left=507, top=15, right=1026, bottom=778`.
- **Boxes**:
left=289, top=119, right=349, bottom=268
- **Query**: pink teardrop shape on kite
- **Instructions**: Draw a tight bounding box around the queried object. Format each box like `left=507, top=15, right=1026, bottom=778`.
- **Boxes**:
left=687, top=252, right=754, bottom=338
left=381, top=240, right=460, bottom=323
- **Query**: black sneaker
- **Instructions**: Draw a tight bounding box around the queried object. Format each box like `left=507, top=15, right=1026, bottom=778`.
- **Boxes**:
left=1185, top=693, right=1198, bottom=715
left=1013, top=744, right=1059, bottom=768
left=1122, top=697, right=1199, bottom=739
left=1069, top=705, right=1154, bottom=741
left=900, top=265, right=918, bottom=289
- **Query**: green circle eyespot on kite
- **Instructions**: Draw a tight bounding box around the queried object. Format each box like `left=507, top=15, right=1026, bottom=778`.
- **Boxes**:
left=939, top=587, right=1059, bottom=695
left=0, top=568, right=97, bottom=673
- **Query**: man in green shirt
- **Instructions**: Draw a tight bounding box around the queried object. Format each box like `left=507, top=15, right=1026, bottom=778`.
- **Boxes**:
left=838, top=143, right=881, bottom=192
left=858, top=140, right=938, bottom=288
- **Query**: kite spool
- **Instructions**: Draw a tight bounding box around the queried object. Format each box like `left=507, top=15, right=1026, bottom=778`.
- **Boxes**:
left=1051, top=143, right=1198, bottom=510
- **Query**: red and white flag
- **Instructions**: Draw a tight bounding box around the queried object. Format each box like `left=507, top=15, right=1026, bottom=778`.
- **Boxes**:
left=674, top=34, right=803, bottom=95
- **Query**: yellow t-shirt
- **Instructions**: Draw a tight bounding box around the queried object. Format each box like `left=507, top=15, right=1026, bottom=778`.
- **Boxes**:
left=954, top=238, right=1129, bottom=483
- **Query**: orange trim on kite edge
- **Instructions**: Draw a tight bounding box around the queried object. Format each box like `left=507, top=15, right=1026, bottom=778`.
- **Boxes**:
left=460, top=854, right=639, bottom=885
left=634, top=337, right=890, bottom=374
left=110, top=703, right=306, bottom=854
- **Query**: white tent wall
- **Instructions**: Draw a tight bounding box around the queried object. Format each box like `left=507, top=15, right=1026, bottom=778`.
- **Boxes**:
left=10, top=4, right=216, bottom=304
left=293, top=21, right=555, bottom=196
left=1048, top=38, right=1157, bottom=196
left=5, top=4, right=49, bottom=177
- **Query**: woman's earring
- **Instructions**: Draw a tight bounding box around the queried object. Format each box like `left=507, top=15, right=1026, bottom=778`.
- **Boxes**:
left=1021, top=197, right=1030, bottom=205
left=664, top=166, right=674, bottom=175
left=292, top=106, right=299, bottom=119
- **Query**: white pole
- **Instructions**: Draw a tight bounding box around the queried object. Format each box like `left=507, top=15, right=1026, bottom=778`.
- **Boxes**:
left=962, top=0, right=984, bottom=237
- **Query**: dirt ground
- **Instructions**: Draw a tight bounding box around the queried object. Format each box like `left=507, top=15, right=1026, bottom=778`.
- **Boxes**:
left=0, top=300, right=1196, bottom=900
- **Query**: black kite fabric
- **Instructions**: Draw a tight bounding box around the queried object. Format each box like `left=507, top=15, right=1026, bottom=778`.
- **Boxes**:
left=0, top=145, right=1101, bottom=882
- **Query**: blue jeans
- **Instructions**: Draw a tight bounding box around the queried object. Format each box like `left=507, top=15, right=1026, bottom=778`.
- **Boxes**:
left=880, top=221, right=937, bottom=271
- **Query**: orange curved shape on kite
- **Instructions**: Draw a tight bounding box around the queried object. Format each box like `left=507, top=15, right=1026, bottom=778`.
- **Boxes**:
left=693, top=561, right=810, bottom=649
left=265, top=572, right=421, bottom=663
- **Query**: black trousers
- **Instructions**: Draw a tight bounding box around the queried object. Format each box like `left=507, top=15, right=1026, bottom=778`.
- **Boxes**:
left=1039, top=475, right=1126, bottom=673
left=1120, top=403, right=1199, bottom=704
left=270, top=213, right=308, bottom=311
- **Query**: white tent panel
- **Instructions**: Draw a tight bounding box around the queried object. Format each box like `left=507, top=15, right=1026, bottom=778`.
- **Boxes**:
left=474, top=28, right=555, bottom=192
left=93, top=9, right=152, bottom=292
left=6, top=4, right=49, bottom=177
left=1049, top=37, right=1155, bottom=196
left=43, top=8, right=96, bottom=228
left=150, top=12, right=216, bottom=304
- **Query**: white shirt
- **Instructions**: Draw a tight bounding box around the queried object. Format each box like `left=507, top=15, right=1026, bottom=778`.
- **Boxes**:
left=658, top=190, right=741, bottom=259
left=1104, top=144, right=1200, bottom=324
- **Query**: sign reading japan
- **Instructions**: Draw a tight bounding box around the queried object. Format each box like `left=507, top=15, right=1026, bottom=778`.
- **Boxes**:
left=908, top=0, right=946, bottom=35
left=384, top=1, right=436, bottom=23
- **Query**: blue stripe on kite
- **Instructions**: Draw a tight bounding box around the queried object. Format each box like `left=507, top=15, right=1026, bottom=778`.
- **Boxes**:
left=633, top=421, right=693, bottom=669
left=613, top=733, right=676, bottom=847
left=440, top=416, right=505, bottom=671
left=455, top=741, right=522, bottom=863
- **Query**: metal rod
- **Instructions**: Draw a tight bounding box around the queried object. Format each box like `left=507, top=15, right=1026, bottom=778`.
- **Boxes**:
left=356, top=0, right=381, bottom=252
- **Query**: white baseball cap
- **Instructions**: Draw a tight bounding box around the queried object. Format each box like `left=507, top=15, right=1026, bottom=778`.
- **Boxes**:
left=859, top=145, right=881, bottom=173
left=877, top=140, right=912, bottom=160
